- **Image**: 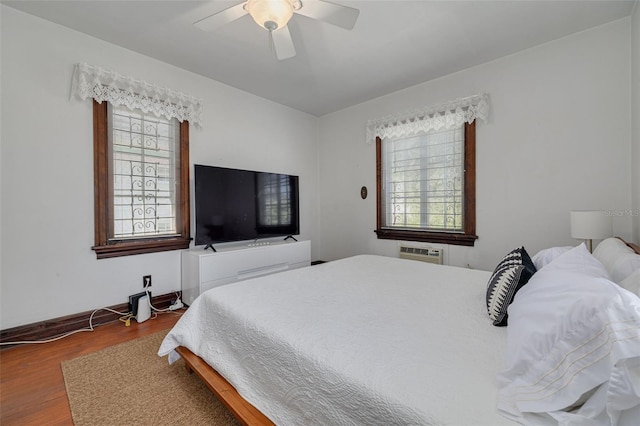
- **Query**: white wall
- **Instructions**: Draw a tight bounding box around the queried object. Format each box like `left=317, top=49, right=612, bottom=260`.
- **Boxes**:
left=1, top=6, right=636, bottom=330
left=0, top=6, right=319, bottom=329
left=632, top=2, right=640, bottom=244
left=318, top=18, right=633, bottom=270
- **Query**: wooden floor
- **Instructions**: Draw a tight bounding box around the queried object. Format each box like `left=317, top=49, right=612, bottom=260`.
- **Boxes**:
left=0, top=311, right=183, bottom=425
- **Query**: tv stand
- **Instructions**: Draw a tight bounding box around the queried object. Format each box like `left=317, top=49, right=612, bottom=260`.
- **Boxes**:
left=203, top=244, right=217, bottom=252
left=284, top=235, right=298, bottom=242
left=181, top=240, right=311, bottom=305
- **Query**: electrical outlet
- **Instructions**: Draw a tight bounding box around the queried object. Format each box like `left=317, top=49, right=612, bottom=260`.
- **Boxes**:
left=143, top=275, right=152, bottom=288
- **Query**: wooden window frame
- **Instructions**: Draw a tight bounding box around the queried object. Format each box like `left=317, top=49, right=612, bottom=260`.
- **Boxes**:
left=375, top=121, right=477, bottom=247
left=92, top=101, right=191, bottom=259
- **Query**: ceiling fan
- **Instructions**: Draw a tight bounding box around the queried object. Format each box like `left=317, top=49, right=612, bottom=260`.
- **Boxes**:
left=194, top=0, right=359, bottom=60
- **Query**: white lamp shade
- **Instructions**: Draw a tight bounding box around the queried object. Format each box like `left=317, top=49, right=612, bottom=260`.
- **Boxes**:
left=570, top=210, right=612, bottom=240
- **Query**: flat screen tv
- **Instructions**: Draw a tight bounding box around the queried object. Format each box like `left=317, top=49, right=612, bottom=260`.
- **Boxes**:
left=194, top=164, right=300, bottom=248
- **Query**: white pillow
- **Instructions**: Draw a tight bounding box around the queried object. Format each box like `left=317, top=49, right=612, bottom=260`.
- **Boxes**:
left=531, top=246, right=573, bottom=270
left=592, top=238, right=635, bottom=281
left=609, top=252, right=640, bottom=284
left=531, top=242, right=610, bottom=280
left=505, top=244, right=611, bottom=367
left=499, top=243, right=640, bottom=423
left=620, top=269, right=640, bottom=297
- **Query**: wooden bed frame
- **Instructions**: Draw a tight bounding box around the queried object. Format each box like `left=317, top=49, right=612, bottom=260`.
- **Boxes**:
left=176, top=238, right=640, bottom=425
left=176, top=346, right=274, bottom=426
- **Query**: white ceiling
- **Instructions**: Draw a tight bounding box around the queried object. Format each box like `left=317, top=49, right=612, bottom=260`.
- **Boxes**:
left=2, top=0, right=636, bottom=116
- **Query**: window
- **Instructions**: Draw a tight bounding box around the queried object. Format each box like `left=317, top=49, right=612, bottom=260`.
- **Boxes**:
left=257, top=173, right=293, bottom=227
left=92, top=101, right=190, bottom=258
left=376, top=121, right=477, bottom=246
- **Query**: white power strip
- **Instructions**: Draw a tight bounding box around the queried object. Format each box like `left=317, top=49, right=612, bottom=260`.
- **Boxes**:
left=169, top=299, right=184, bottom=311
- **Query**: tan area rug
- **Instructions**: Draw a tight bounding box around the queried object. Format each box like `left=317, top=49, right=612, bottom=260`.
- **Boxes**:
left=61, top=331, right=240, bottom=426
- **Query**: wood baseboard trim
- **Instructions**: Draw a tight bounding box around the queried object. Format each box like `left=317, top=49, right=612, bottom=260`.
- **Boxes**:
left=0, top=292, right=180, bottom=348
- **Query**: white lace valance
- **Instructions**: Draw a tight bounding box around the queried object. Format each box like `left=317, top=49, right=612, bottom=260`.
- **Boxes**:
left=365, top=93, right=490, bottom=144
left=70, top=62, right=203, bottom=126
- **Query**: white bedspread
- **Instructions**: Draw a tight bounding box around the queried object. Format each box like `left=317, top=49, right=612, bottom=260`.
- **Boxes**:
left=159, top=255, right=511, bottom=425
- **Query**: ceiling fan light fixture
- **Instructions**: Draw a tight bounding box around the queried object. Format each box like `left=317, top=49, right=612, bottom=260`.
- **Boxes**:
left=246, top=0, right=294, bottom=31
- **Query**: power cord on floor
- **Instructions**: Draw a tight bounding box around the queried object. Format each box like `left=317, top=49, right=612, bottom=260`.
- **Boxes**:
left=0, top=307, right=131, bottom=346
left=143, top=286, right=183, bottom=312
left=2, top=291, right=185, bottom=347
left=119, top=313, right=134, bottom=327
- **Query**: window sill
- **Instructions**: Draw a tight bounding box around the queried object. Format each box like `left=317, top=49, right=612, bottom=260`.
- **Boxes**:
left=375, top=229, right=477, bottom=247
left=92, top=237, right=190, bottom=259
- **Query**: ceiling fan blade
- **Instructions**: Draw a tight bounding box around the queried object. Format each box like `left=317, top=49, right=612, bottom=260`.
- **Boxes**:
left=296, top=0, right=359, bottom=30
left=272, top=25, right=296, bottom=60
left=194, top=2, right=248, bottom=32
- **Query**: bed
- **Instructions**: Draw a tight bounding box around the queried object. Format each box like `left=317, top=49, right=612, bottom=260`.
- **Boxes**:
left=158, top=238, right=640, bottom=425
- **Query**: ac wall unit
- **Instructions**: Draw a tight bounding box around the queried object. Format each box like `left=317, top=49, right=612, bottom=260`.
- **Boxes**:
left=399, top=245, right=443, bottom=265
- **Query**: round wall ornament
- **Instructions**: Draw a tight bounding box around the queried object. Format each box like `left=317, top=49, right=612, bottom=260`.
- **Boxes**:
left=360, top=186, right=368, bottom=199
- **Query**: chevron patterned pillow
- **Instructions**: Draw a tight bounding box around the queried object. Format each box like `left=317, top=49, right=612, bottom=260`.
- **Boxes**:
left=486, top=247, right=536, bottom=326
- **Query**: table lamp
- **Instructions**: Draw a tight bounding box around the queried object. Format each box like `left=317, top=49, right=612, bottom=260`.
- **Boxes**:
left=570, top=210, right=612, bottom=252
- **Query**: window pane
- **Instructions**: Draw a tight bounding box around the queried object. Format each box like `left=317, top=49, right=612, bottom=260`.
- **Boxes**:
left=257, top=173, right=292, bottom=226
left=381, top=126, right=464, bottom=232
left=108, top=106, right=180, bottom=239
